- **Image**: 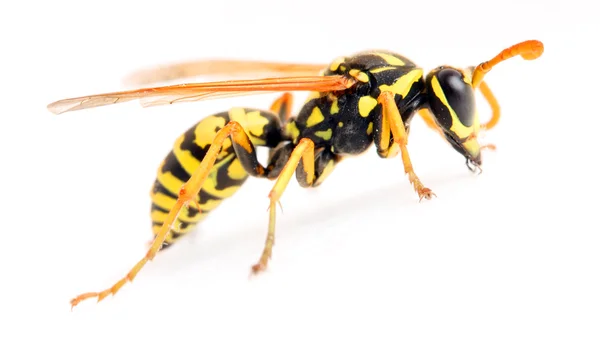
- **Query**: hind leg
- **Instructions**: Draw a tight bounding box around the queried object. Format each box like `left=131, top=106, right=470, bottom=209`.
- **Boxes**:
left=70, top=119, right=279, bottom=309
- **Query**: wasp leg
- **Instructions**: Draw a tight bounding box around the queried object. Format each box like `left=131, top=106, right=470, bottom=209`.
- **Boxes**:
left=270, top=92, right=294, bottom=122
left=298, top=148, right=342, bottom=188
left=478, top=81, right=501, bottom=131
left=251, top=138, right=315, bottom=274
left=377, top=91, right=435, bottom=201
left=70, top=121, right=269, bottom=309
left=418, top=109, right=444, bottom=138
left=268, top=93, right=294, bottom=160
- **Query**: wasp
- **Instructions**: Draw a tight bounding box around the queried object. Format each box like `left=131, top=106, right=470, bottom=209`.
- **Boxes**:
left=48, top=39, right=544, bottom=309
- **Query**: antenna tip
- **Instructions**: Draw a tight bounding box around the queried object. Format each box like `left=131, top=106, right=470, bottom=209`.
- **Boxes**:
left=521, top=40, right=544, bottom=60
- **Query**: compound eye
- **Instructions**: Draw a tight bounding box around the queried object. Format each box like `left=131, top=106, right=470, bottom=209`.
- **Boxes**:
left=431, top=68, right=476, bottom=128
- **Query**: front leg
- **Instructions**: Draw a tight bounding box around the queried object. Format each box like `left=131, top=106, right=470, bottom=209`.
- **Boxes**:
left=376, top=92, right=435, bottom=201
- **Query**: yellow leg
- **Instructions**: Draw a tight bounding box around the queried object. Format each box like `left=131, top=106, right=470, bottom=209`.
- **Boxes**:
left=251, top=138, right=315, bottom=274
left=478, top=80, right=501, bottom=131
left=269, top=92, right=294, bottom=122
left=70, top=121, right=256, bottom=309
left=378, top=92, right=435, bottom=201
left=418, top=109, right=444, bottom=138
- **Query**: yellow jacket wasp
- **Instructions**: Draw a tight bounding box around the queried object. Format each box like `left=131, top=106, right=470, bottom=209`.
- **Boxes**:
left=48, top=39, right=544, bottom=309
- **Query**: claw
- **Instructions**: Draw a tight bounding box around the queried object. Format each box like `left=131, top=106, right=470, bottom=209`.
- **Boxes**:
left=418, top=187, right=436, bottom=202
left=251, top=262, right=267, bottom=276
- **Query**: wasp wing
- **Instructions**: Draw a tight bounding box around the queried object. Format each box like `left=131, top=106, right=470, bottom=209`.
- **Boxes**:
left=47, top=75, right=354, bottom=115
left=122, top=59, right=327, bottom=87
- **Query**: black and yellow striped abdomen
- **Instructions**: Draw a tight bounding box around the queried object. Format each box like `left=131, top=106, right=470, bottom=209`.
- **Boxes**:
left=150, top=107, right=286, bottom=248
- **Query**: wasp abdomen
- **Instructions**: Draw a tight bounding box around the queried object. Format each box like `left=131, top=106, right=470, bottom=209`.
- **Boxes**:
left=150, top=108, right=285, bottom=248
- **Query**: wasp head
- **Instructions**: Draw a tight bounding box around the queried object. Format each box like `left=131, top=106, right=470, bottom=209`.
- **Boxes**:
left=425, top=66, right=481, bottom=172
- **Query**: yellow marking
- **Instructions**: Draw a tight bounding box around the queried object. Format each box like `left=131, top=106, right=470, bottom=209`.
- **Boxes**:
left=157, top=171, right=185, bottom=197
left=366, top=122, right=373, bottom=135
left=227, top=158, right=248, bottom=180
left=339, top=66, right=346, bottom=72
left=373, top=52, right=406, bottom=66
left=378, top=105, right=391, bottom=152
left=304, top=91, right=322, bottom=104
left=430, top=75, right=481, bottom=158
left=330, top=97, right=339, bottom=114
left=315, top=129, right=332, bottom=141
left=201, top=154, right=245, bottom=199
left=246, top=110, right=268, bottom=127
left=176, top=210, right=205, bottom=223
left=384, top=143, right=400, bottom=158
left=460, top=137, right=481, bottom=159
left=151, top=191, right=178, bottom=211
left=349, top=69, right=369, bottom=83
left=218, top=138, right=232, bottom=159
left=338, top=122, right=344, bottom=127
left=358, top=95, right=378, bottom=117
left=157, top=152, right=242, bottom=202
left=246, top=110, right=269, bottom=145
left=329, top=57, right=345, bottom=71
left=379, top=69, right=423, bottom=97
left=194, top=116, right=226, bottom=149
left=229, top=107, right=247, bottom=125
left=174, top=135, right=203, bottom=178
left=306, top=107, right=325, bottom=127
left=315, top=159, right=336, bottom=186
left=370, top=66, right=397, bottom=74
left=286, top=122, right=300, bottom=141
left=150, top=209, right=169, bottom=223
left=229, top=108, right=268, bottom=146
left=357, top=72, right=369, bottom=82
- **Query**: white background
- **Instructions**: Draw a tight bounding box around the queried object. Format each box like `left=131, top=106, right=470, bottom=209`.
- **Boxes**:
left=1, top=0, right=599, bottom=346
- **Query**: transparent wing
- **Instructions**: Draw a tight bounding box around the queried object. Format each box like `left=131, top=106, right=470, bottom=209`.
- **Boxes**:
left=47, top=75, right=354, bottom=115
left=122, top=59, right=327, bottom=87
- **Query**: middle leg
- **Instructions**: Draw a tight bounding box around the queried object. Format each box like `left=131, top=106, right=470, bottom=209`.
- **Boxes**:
left=252, top=138, right=315, bottom=274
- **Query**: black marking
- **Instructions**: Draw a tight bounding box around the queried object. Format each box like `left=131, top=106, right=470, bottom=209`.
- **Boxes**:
left=186, top=206, right=201, bottom=218
left=242, top=108, right=286, bottom=148
left=161, top=151, right=191, bottom=182
left=267, top=142, right=295, bottom=179
left=179, top=124, right=211, bottom=162
left=198, top=187, right=223, bottom=205
left=276, top=100, right=288, bottom=122
left=214, top=157, right=249, bottom=189
left=152, top=180, right=178, bottom=199
left=438, top=68, right=475, bottom=127
left=151, top=203, right=169, bottom=214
